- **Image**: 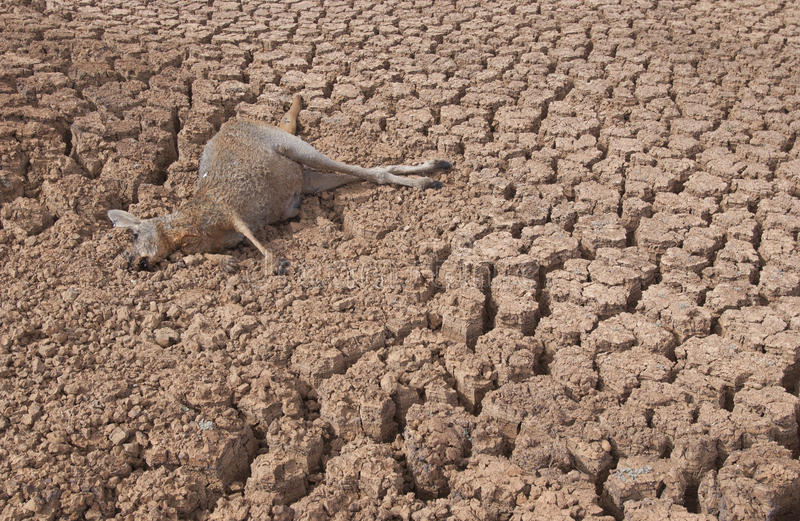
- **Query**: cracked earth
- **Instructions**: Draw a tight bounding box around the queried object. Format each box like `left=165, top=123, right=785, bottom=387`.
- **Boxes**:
left=1, top=0, right=800, bottom=520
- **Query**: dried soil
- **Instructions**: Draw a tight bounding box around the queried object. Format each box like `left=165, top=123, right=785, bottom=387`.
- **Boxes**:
left=1, top=0, right=800, bottom=520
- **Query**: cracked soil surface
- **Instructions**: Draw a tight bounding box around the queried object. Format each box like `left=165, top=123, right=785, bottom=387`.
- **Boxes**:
left=1, top=0, right=800, bottom=520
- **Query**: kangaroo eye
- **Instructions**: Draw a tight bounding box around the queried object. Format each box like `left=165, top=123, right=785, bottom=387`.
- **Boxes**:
left=133, top=232, right=139, bottom=241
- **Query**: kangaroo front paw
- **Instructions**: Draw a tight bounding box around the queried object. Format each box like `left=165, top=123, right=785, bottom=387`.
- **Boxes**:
left=274, top=258, right=290, bottom=276
left=205, top=253, right=238, bottom=273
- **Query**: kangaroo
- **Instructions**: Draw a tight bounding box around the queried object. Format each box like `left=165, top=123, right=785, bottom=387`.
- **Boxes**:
left=107, top=95, right=451, bottom=273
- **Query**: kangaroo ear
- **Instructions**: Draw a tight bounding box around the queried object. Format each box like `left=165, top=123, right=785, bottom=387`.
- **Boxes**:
left=108, top=209, right=142, bottom=230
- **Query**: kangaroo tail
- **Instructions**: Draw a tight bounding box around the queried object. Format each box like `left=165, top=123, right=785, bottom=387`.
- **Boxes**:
left=278, top=94, right=302, bottom=135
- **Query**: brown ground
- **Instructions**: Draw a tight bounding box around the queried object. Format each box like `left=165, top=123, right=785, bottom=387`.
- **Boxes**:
left=1, top=0, right=800, bottom=520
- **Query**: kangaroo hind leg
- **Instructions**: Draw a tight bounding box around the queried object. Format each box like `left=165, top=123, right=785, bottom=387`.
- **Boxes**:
left=278, top=133, right=451, bottom=189
left=302, top=169, right=359, bottom=194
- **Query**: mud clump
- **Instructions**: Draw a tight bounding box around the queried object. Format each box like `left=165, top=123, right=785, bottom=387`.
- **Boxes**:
left=2, top=1, right=800, bottom=520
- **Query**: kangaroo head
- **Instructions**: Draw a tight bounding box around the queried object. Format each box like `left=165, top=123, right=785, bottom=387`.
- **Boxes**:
left=108, top=209, right=173, bottom=270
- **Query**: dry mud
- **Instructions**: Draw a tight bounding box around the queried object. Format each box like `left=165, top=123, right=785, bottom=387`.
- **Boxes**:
left=1, top=0, right=800, bottom=520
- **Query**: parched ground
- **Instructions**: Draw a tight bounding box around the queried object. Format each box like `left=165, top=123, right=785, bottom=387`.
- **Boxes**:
left=1, top=0, right=800, bottom=519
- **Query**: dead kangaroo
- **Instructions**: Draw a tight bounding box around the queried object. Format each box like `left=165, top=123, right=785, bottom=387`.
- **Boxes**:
left=107, top=95, right=451, bottom=273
